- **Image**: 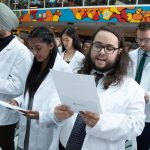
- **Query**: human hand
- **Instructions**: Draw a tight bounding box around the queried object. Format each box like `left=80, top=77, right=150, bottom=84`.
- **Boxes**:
left=54, top=104, right=74, bottom=121
left=144, top=92, right=149, bottom=103
left=81, top=111, right=99, bottom=128
left=8, top=99, right=19, bottom=106
left=20, top=110, right=39, bottom=120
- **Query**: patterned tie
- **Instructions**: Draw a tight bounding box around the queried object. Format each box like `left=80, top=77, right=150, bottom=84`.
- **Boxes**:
left=95, top=72, right=104, bottom=86
left=66, top=114, right=86, bottom=150
left=135, top=52, right=147, bottom=84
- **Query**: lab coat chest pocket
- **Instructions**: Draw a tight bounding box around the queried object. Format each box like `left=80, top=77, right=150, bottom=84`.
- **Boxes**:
left=32, top=81, right=53, bottom=110
left=0, top=61, right=13, bottom=78
left=141, top=66, right=150, bottom=90
left=103, top=89, right=130, bottom=113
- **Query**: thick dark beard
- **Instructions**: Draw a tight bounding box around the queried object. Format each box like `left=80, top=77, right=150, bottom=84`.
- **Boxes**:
left=90, top=57, right=116, bottom=73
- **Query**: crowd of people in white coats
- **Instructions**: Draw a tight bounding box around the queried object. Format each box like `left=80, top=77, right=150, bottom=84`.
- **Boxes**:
left=0, top=2, right=150, bottom=150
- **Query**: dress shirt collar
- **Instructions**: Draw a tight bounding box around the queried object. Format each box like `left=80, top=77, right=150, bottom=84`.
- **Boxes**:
left=139, top=48, right=150, bottom=57
left=90, top=69, right=110, bottom=76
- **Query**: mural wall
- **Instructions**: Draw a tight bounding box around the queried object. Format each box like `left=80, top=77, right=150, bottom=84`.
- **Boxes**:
left=14, top=6, right=150, bottom=23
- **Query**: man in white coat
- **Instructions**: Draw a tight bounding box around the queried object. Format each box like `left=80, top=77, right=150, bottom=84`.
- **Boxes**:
left=53, top=25, right=145, bottom=150
left=128, top=22, right=150, bottom=150
left=0, top=3, right=32, bottom=150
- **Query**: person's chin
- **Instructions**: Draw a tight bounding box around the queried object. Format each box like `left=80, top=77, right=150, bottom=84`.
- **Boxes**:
left=36, top=58, right=42, bottom=62
left=95, top=61, right=106, bottom=68
left=95, top=64, right=106, bottom=70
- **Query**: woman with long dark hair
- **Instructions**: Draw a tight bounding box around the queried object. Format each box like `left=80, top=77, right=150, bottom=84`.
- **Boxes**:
left=60, top=27, right=85, bottom=73
left=12, top=26, right=71, bottom=150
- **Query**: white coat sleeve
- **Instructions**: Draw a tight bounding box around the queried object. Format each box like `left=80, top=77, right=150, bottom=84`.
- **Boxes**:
left=38, top=86, right=64, bottom=127
left=86, top=85, right=145, bottom=141
left=14, top=94, right=25, bottom=107
left=0, top=50, right=32, bottom=96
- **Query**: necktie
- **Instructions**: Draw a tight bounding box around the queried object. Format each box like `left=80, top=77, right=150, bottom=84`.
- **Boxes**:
left=65, top=114, right=86, bottom=150
left=95, top=72, right=104, bottom=86
left=135, top=52, right=147, bottom=84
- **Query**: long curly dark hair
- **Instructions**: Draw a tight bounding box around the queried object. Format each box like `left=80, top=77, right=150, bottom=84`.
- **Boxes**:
left=78, top=25, right=131, bottom=89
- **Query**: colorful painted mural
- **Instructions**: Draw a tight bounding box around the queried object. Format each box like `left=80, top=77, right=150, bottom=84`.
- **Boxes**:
left=14, top=6, right=150, bottom=23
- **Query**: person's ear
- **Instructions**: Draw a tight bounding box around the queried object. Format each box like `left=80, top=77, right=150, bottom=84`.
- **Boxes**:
left=49, top=43, right=54, bottom=54
left=50, top=43, right=54, bottom=49
left=118, top=48, right=122, bottom=54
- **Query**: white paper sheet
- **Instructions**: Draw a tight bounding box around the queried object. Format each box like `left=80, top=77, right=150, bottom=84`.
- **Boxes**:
left=0, top=100, right=26, bottom=113
left=51, top=70, right=102, bottom=114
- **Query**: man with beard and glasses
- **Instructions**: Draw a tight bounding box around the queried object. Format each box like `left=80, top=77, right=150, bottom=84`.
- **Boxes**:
left=51, top=25, right=145, bottom=150
left=0, top=3, right=32, bottom=150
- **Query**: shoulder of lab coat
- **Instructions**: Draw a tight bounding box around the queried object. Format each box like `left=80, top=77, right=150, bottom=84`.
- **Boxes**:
left=69, top=51, right=85, bottom=73
left=58, top=46, right=62, bottom=54
left=53, top=53, right=72, bottom=73
left=60, top=50, right=85, bottom=73
left=128, top=48, right=139, bottom=63
left=127, top=48, right=139, bottom=77
left=0, top=37, right=32, bottom=97
left=14, top=94, right=24, bottom=107
left=86, top=76, right=145, bottom=141
left=129, top=48, right=139, bottom=56
left=38, top=53, right=72, bottom=126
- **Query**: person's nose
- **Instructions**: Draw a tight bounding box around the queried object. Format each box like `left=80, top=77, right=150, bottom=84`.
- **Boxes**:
left=139, top=41, right=146, bottom=48
left=99, top=47, right=105, bottom=54
left=63, top=41, right=67, bottom=45
left=32, top=49, right=38, bottom=56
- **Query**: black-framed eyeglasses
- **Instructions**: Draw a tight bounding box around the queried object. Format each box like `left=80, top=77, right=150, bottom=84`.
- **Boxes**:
left=91, top=42, right=119, bottom=54
left=136, top=38, right=150, bottom=44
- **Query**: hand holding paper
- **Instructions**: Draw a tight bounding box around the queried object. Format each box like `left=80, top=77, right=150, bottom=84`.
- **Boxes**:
left=81, top=111, right=100, bottom=127
left=0, top=100, right=27, bottom=114
left=21, top=110, right=39, bottom=119
left=51, top=70, right=102, bottom=114
left=9, top=99, right=19, bottom=107
left=54, top=104, right=74, bottom=121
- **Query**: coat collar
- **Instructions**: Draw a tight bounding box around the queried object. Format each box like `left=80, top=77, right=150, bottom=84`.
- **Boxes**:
left=0, top=37, right=18, bottom=56
left=34, top=54, right=64, bottom=93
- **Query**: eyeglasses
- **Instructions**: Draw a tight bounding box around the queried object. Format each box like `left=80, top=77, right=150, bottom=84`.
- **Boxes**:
left=91, top=42, right=119, bottom=54
left=136, top=38, right=150, bottom=44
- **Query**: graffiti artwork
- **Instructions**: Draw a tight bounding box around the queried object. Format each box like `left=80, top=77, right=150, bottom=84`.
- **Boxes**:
left=14, top=6, right=150, bottom=23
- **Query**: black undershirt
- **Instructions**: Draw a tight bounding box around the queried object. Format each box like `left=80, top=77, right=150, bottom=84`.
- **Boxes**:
left=0, top=35, right=14, bottom=52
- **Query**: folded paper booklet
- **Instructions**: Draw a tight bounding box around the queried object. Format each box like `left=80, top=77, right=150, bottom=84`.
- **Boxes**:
left=0, top=100, right=27, bottom=114
left=51, top=70, right=102, bottom=114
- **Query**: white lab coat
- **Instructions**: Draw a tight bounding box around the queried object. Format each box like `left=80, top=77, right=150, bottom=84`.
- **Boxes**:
left=0, top=37, right=32, bottom=125
left=129, top=48, right=150, bottom=123
left=61, top=50, right=85, bottom=73
left=52, top=76, right=145, bottom=150
left=17, top=54, right=71, bottom=150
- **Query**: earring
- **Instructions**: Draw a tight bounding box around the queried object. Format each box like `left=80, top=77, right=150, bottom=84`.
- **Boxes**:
left=50, top=49, right=53, bottom=54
